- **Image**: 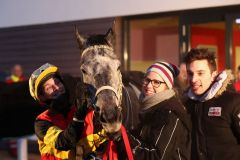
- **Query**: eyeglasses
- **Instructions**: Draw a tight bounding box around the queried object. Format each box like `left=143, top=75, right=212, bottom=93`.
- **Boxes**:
left=143, top=78, right=165, bottom=88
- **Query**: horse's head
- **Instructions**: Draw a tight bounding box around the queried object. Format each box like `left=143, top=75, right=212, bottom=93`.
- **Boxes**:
left=76, top=27, right=123, bottom=133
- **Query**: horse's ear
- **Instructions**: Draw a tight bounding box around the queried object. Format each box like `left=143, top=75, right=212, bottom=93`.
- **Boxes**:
left=75, top=25, right=86, bottom=50
left=111, top=20, right=116, bottom=34
left=105, top=28, right=115, bottom=47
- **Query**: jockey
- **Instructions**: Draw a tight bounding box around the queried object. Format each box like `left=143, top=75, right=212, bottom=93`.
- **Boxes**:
left=29, top=63, right=88, bottom=160
left=29, top=63, right=108, bottom=160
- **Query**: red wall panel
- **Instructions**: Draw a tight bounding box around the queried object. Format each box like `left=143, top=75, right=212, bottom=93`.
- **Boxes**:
left=191, top=27, right=225, bottom=71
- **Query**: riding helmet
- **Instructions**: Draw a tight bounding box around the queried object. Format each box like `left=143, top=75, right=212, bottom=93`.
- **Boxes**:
left=29, top=63, right=61, bottom=101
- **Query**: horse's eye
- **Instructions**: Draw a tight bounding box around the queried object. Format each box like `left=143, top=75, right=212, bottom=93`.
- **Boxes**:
left=117, top=66, right=121, bottom=71
left=81, top=68, right=87, bottom=74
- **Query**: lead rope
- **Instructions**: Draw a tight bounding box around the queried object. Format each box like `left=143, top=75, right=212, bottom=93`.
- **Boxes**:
left=121, top=125, right=134, bottom=160
left=102, top=140, right=117, bottom=160
left=102, top=125, right=133, bottom=160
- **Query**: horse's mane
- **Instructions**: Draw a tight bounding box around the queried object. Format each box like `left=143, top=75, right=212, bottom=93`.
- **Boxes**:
left=76, top=27, right=114, bottom=51
left=122, top=70, right=145, bottom=90
left=85, top=35, right=110, bottom=46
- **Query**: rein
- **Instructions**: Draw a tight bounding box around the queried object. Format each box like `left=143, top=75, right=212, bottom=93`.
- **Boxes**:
left=102, top=125, right=134, bottom=160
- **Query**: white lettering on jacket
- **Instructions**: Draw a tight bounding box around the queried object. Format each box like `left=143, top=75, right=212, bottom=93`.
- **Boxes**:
left=208, top=107, right=222, bottom=117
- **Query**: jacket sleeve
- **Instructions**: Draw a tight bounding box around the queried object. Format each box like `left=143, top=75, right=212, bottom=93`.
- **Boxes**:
left=35, top=119, right=84, bottom=151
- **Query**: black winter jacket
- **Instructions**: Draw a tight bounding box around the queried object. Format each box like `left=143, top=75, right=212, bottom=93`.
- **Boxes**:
left=185, top=70, right=240, bottom=160
left=116, top=95, right=191, bottom=160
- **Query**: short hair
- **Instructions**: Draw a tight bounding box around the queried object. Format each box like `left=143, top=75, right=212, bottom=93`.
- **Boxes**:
left=184, top=48, right=217, bottom=72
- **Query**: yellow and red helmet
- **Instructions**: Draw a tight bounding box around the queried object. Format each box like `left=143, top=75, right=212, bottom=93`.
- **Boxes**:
left=29, top=63, right=60, bottom=101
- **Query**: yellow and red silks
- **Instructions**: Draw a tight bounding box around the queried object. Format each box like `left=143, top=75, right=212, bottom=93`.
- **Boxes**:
left=81, top=109, right=133, bottom=160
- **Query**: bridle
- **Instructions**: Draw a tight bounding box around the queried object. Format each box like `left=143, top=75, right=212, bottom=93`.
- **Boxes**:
left=80, top=45, right=123, bottom=111
left=81, top=45, right=113, bottom=58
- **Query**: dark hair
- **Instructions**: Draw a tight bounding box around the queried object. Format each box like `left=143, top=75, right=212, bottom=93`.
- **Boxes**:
left=184, top=48, right=217, bottom=72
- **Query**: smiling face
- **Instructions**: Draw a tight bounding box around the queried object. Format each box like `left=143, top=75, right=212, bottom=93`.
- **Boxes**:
left=142, top=71, right=168, bottom=96
left=40, top=77, right=66, bottom=101
left=187, top=59, right=217, bottom=96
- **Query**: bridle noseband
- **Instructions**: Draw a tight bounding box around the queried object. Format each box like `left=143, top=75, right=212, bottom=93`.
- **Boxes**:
left=95, top=85, right=122, bottom=110
left=95, top=86, right=120, bottom=101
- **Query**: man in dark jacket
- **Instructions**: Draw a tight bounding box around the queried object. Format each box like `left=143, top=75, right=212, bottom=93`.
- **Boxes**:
left=184, top=48, right=240, bottom=160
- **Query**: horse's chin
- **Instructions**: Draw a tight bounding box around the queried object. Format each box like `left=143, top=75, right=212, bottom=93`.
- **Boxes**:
left=102, top=122, right=122, bottom=133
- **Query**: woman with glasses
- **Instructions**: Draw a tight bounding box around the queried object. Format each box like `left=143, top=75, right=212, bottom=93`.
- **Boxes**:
left=108, top=61, right=191, bottom=160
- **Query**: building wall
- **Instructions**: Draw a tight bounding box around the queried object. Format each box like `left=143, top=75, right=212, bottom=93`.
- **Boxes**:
left=0, top=18, right=114, bottom=77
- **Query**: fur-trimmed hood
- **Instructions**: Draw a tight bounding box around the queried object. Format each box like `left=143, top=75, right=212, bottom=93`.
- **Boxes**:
left=188, top=70, right=234, bottom=102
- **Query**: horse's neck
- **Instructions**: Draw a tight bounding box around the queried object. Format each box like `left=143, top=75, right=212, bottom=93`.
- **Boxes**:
left=128, top=82, right=141, bottom=98
left=121, top=85, right=141, bottom=131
